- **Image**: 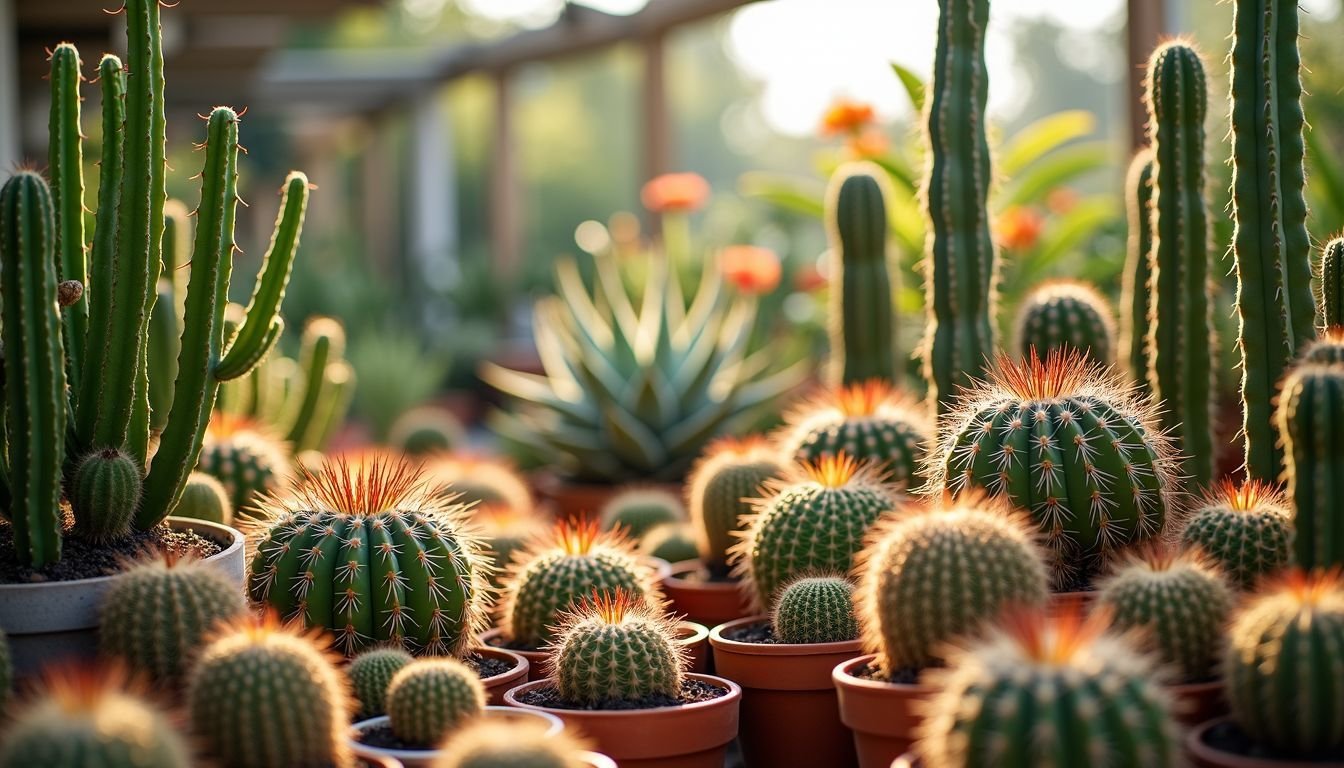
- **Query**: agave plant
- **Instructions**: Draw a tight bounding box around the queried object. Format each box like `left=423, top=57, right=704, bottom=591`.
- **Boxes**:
left=485, top=255, right=804, bottom=483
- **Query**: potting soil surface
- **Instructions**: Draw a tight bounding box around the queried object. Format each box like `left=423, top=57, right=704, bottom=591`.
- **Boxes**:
left=515, top=677, right=727, bottom=710
left=465, top=652, right=516, bottom=679
left=0, top=521, right=221, bottom=583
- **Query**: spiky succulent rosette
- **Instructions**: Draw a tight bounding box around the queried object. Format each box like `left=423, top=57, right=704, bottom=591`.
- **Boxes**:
left=425, top=453, right=533, bottom=514
left=686, top=435, right=783, bottom=575
left=778, top=381, right=930, bottom=491
left=197, top=414, right=292, bottom=519
left=547, top=590, right=686, bottom=705
left=1181, top=479, right=1293, bottom=590
left=245, top=458, right=492, bottom=656
left=930, top=349, right=1179, bottom=588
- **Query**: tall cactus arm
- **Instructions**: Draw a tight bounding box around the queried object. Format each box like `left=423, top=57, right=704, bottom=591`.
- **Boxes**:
left=1120, top=149, right=1155, bottom=389
left=1319, top=238, right=1344, bottom=331
left=285, top=319, right=342, bottom=446
left=48, top=44, right=89, bottom=398
left=826, top=162, right=897, bottom=387
left=1, top=173, right=68, bottom=567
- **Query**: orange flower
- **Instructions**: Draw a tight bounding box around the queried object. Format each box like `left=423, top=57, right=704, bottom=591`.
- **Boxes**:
left=1046, top=186, right=1079, bottom=215
left=794, top=262, right=827, bottom=292
left=641, top=172, right=710, bottom=213
left=720, top=245, right=782, bottom=295
left=995, top=205, right=1044, bottom=250
left=845, top=128, right=890, bottom=159
left=820, top=98, right=876, bottom=136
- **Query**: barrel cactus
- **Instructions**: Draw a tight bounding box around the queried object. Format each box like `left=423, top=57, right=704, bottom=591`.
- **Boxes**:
left=733, top=455, right=899, bottom=609
left=475, top=504, right=549, bottom=587
left=1318, top=237, right=1344, bottom=331
left=1180, top=479, right=1293, bottom=589
left=639, top=523, right=700, bottom=564
left=1277, top=363, right=1344, bottom=569
left=349, top=646, right=414, bottom=720
left=390, top=405, right=468, bottom=457
left=426, top=454, right=533, bottom=514
left=433, top=716, right=595, bottom=768
left=599, top=487, right=686, bottom=538
left=855, top=497, right=1049, bottom=676
left=550, top=590, right=684, bottom=705
left=386, top=658, right=486, bottom=747
left=932, top=349, right=1177, bottom=588
left=1300, top=328, right=1344, bottom=365
left=687, top=436, right=782, bottom=576
left=771, top=575, right=858, bottom=645
left=826, top=161, right=898, bottom=386
left=197, top=415, right=290, bottom=519
left=172, top=471, right=234, bottom=525
left=778, top=381, right=930, bottom=491
left=247, top=457, right=491, bottom=656
left=917, top=609, right=1182, bottom=768
left=70, top=449, right=142, bottom=544
left=1014, top=280, right=1115, bottom=364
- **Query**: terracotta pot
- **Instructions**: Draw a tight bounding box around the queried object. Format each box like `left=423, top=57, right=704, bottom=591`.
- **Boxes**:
left=504, top=673, right=741, bottom=768
left=661, top=560, right=754, bottom=628
left=350, top=707, right=563, bottom=767
left=0, top=517, right=245, bottom=678
left=477, top=648, right=530, bottom=705
left=833, top=655, right=934, bottom=768
left=479, top=628, right=548, bottom=682
left=531, top=473, right=681, bottom=522
left=710, top=616, right=863, bottom=768
left=675, top=621, right=710, bottom=674
left=1047, top=590, right=1096, bottom=617
left=1184, top=717, right=1335, bottom=768
left=1172, top=679, right=1227, bottom=726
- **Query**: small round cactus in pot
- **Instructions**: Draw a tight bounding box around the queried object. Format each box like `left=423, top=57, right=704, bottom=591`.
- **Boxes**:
left=1013, top=279, right=1116, bottom=365
left=196, top=414, right=291, bottom=519
left=349, top=646, right=415, bottom=720
left=599, top=487, right=686, bottom=538
left=1180, top=479, right=1293, bottom=590
left=384, top=659, right=486, bottom=748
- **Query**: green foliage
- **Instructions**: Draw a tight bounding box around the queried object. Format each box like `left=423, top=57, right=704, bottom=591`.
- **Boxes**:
left=1277, top=364, right=1344, bottom=569
left=1180, top=480, right=1293, bottom=590
left=1014, top=280, right=1114, bottom=365
left=350, top=647, right=414, bottom=720
left=770, top=575, right=858, bottom=645
left=172, top=471, right=234, bottom=525
left=599, top=488, right=685, bottom=538
left=1121, top=149, right=1155, bottom=389
left=825, top=162, right=897, bottom=386
left=686, top=437, right=782, bottom=575
left=348, top=328, right=452, bottom=441
left=551, top=592, right=683, bottom=705
left=70, top=449, right=141, bottom=544
left=386, top=659, right=486, bottom=747
left=779, top=382, right=929, bottom=491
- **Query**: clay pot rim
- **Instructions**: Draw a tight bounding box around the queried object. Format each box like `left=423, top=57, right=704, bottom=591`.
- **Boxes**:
left=348, top=707, right=564, bottom=761
left=709, top=615, right=864, bottom=658
left=831, top=653, right=936, bottom=694
left=474, top=646, right=529, bottom=684
left=578, top=751, right=618, bottom=768
left=503, top=672, right=742, bottom=720
left=1184, top=716, right=1331, bottom=767
left=1169, top=677, right=1223, bottom=694
left=664, top=560, right=742, bottom=593
left=675, top=620, right=710, bottom=644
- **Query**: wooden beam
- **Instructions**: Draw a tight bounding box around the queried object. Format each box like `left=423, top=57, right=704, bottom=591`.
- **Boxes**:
left=489, top=71, right=520, bottom=278
left=15, top=0, right=377, bottom=25
left=1126, top=0, right=1166, bottom=151
left=641, top=31, right=670, bottom=185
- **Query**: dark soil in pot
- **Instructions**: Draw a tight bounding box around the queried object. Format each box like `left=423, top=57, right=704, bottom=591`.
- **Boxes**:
left=1200, top=719, right=1343, bottom=764
left=464, top=652, right=515, bottom=679
left=0, top=520, right=220, bottom=583
left=355, top=722, right=434, bottom=752
left=513, top=678, right=728, bottom=711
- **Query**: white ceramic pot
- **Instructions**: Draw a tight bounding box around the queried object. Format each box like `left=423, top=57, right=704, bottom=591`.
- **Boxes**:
left=349, top=707, right=564, bottom=767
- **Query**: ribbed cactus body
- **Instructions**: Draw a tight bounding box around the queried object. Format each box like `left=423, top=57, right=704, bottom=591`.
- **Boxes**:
left=1277, top=364, right=1344, bottom=569
left=1231, top=0, right=1316, bottom=484
left=1181, top=480, right=1293, bottom=589
left=172, top=471, right=233, bottom=525
left=781, top=382, right=928, bottom=491
left=639, top=523, right=699, bottom=564
left=427, top=455, right=533, bottom=514
left=1224, top=571, right=1344, bottom=756
left=826, top=162, right=896, bottom=386
left=599, top=488, right=685, bottom=538
left=1145, top=41, right=1216, bottom=488
left=434, top=718, right=593, bottom=768
left=285, top=317, right=348, bottom=453
left=350, top=647, right=413, bottom=720
left=1121, top=150, right=1156, bottom=388
left=71, top=449, right=141, bottom=544
left=1320, top=238, right=1344, bottom=330
left=48, top=44, right=88, bottom=396
left=391, top=405, right=467, bottom=457
left=1014, top=281, right=1115, bottom=364
left=921, top=0, right=998, bottom=417
left=197, top=420, right=289, bottom=518
left=387, top=659, right=486, bottom=747
left=551, top=593, right=683, bottom=705
left=687, top=438, right=781, bottom=575
left=771, top=575, right=857, bottom=644
left=1302, top=330, right=1344, bottom=365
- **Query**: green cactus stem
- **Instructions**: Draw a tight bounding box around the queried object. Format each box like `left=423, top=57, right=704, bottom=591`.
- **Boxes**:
left=686, top=436, right=781, bottom=577
left=1319, top=237, right=1344, bottom=331
left=1180, top=479, right=1293, bottom=589
left=48, top=44, right=88, bottom=396
left=1014, top=280, right=1115, bottom=365
left=826, top=162, right=897, bottom=386
left=283, top=317, right=345, bottom=451
left=350, top=647, right=414, bottom=720
left=550, top=590, right=684, bottom=705
left=70, top=448, right=141, bottom=544
left=1277, top=363, right=1344, bottom=569
left=1121, top=149, right=1155, bottom=389
left=386, top=659, right=486, bottom=747
left=770, top=575, right=858, bottom=645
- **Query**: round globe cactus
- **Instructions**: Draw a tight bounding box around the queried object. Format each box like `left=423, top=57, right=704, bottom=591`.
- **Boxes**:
left=639, top=522, right=700, bottom=564
left=1299, top=327, right=1344, bottom=365
left=917, top=609, right=1182, bottom=767
left=1223, top=570, right=1344, bottom=757
left=247, top=457, right=491, bottom=656
left=778, top=381, right=930, bottom=491
left=71, top=448, right=142, bottom=543
left=172, top=471, right=234, bottom=525
left=1180, top=479, right=1293, bottom=590
left=686, top=436, right=782, bottom=576
left=349, top=646, right=414, bottom=719
left=100, top=552, right=247, bottom=685
left=771, top=575, right=858, bottom=644
left=599, top=487, right=686, bottom=538
left=855, top=496, right=1049, bottom=675
left=197, top=415, right=290, bottom=518
left=425, top=453, right=533, bottom=514
left=550, top=590, right=684, bottom=705
left=391, top=405, right=468, bottom=457
left=475, top=504, right=550, bottom=587
left=500, top=520, right=662, bottom=648
left=1013, top=279, right=1116, bottom=364
left=386, top=658, right=486, bottom=747
left=432, top=718, right=595, bottom=768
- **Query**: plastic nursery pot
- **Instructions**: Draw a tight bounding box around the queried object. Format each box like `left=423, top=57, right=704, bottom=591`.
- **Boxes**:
left=1171, top=679, right=1228, bottom=727
left=675, top=621, right=710, bottom=674
left=504, top=673, right=741, bottom=768
left=833, top=654, right=934, bottom=768
left=709, top=616, right=863, bottom=768
left=479, top=628, right=547, bottom=682
left=350, top=707, right=564, bottom=767
left=477, top=647, right=530, bottom=705
left=1184, top=717, right=1340, bottom=768
left=661, top=560, right=755, bottom=629
left=532, top=473, right=682, bottom=523
left=0, top=516, right=245, bottom=679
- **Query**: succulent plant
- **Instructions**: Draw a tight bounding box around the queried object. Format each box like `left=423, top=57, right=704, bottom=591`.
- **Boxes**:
left=932, top=349, right=1177, bottom=588
left=550, top=591, right=684, bottom=705
left=247, top=457, right=492, bottom=656
left=391, top=405, right=468, bottom=457
left=426, top=454, right=534, bottom=514
left=732, top=456, right=898, bottom=609
left=171, top=471, right=234, bottom=525
left=599, top=488, right=686, bottom=538
left=639, top=523, right=700, bottom=564
left=1223, top=569, right=1344, bottom=757
left=100, top=552, right=246, bottom=684
left=917, top=609, right=1182, bottom=768
left=1318, top=237, right=1344, bottom=331
left=0, top=668, right=191, bottom=768
left=1277, top=363, right=1344, bottom=569
left=1014, top=280, right=1115, bottom=365
left=387, top=658, right=486, bottom=747
left=70, top=448, right=142, bottom=544
left=1180, top=479, right=1293, bottom=589
left=778, top=381, right=930, bottom=491
left=432, top=717, right=595, bottom=768
left=500, top=520, right=661, bottom=648
left=855, top=497, right=1049, bottom=675
left=483, top=253, right=803, bottom=483
left=826, top=162, right=898, bottom=387
left=1300, top=328, right=1344, bottom=365
left=686, top=436, right=782, bottom=576
left=190, top=615, right=352, bottom=767
left=1097, top=547, right=1234, bottom=680
left=770, top=575, right=858, bottom=645
left=197, top=414, right=291, bottom=519
left=349, top=646, right=414, bottom=720
left=1121, top=148, right=1155, bottom=389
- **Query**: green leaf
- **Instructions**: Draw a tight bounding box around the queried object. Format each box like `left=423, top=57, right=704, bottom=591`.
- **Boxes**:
left=891, top=62, right=925, bottom=113
left=998, top=141, right=1110, bottom=209
left=738, top=172, right=826, bottom=219
left=999, top=110, right=1097, bottom=178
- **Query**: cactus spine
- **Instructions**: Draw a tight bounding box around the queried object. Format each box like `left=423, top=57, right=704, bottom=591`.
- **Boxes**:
left=1014, top=280, right=1115, bottom=365
left=550, top=591, right=684, bottom=705
left=826, top=162, right=896, bottom=386
left=350, top=647, right=414, bottom=720
left=1230, top=0, right=1316, bottom=483
left=1181, top=480, right=1293, bottom=589
left=1277, top=364, right=1344, bottom=569
left=1121, top=149, right=1156, bottom=388
left=779, top=382, right=929, bottom=491
left=1145, top=41, right=1216, bottom=487
left=687, top=437, right=781, bottom=577
left=921, top=0, right=998, bottom=417
left=771, top=575, right=858, bottom=645
left=386, top=659, right=486, bottom=747
left=70, top=449, right=141, bottom=544
left=1319, top=237, right=1344, bottom=331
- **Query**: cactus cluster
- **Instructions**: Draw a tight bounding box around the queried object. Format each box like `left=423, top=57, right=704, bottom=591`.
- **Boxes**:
left=426, top=454, right=534, bottom=514
left=1014, top=280, right=1115, bottom=365
left=1277, top=363, right=1344, bottom=569
left=349, top=646, right=414, bottom=720
left=432, top=717, right=594, bottom=768
left=386, top=658, right=486, bottom=747
left=1121, top=149, right=1156, bottom=389
left=172, top=471, right=234, bottom=525
left=196, top=415, right=291, bottom=519
left=687, top=436, right=782, bottom=576
left=770, top=575, right=858, bottom=645
left=599, top=488, right=686, bottom=538
left=779, top=381, right=930, bottom=490
left=550, top=591, right=684, bottom=705
left=1180, top=479, right=1293, bottom=589
left=825, top=162, right=898, bottom=387
left=391, top=405, right=468, bottom=457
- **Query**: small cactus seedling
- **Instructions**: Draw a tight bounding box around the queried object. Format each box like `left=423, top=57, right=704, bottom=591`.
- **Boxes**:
left=771, top=575, right=858, bottom=645
left=732, top=456, right=898, bottom=609
left=426, top=453, right=534, bottom=514
left=1097, top=547, right=1234, bottom=680
left=1180, top=479, right=1293, bottom=589
left=500, top=520, right=661, bottom=648
left=931, top=349, right=1177, bottom=588
left=598, top=487, right=686, bottom=538
left=855, top=496, right=1049, bottom=675
left=778, top=381, right=930, bottom=491
left=1014, top=280, right=1116, bottom=365
left=1223, top=569, right=1344, bottom=757
left=549, top=591, right=685, bottom=705
left=100, top=552, right=247, bottom=685
left=172, top=471, right=234, bottom=525
left=686, top=436, right=782, bottom=576
left=1277, top=363, right=1344, bottom=569
left=70, top=449, right=142, bottom=544
left=386, top=658, right=486, bottom=747
left=349, top=646, right=414, bottom=720
left=432, top=717, right=595, bottom=768
left=390, top=405, right=468, bottom=457
left=197, top=414, right=291, bottom=519
left=639, top=523, right=700, bottom=564
left=917, top=608, right=1182, bottom=768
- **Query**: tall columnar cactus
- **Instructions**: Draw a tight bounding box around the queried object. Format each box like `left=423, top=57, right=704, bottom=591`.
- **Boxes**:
left=189, top=615, right=353, bottom=768
left=500, top=521, right=661, bottom=648
left=1180, top=479, right=1293, bottom=589
left=147, top=201, right=188, bottom=439
left=1276, top=364, right=1344, bottom=569
left=386, top=659, right=486, bottom=747
left=433, top=713, right=596, bottom=768
left=426, top=454, right=534, bottom=514
left=598, top=487, right=686, bottom=538
left=1121, top=149, right=1156, bottom=388
left=349, top=647, right=414, bottom=720
left=247, top=458, right=491, bottom=656
left=771, top=575, right=858, bottom=645
left=920, top=0, right=998, bottom=417
left=197, top=415, right=290, bottom=518
left=686, top=436, right=782, bottom=577
left=1223, top=570, right=1344, bottom=757
left=1230, top=0, right=1316, bottom=483
left=917, top=609, right=1182, bottom=768
left=732, top=456, right=898, bottom=608
left=826, top=162, right=897, bottom=386
left=284, top=317, right=352, bottom=453
left=1014, top=280, right=1115, bottom=365
left=779, top=381, right=930, bottom=491
left=933, top=350, right=1177, bottom=588
left=855, top=498, right=1048, bottom=676
left=1145, top=41, right=1216, bottom=488
left=1319, top=237, right=1344, bottom=331
left=550, top=591, right=684, bottom=705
